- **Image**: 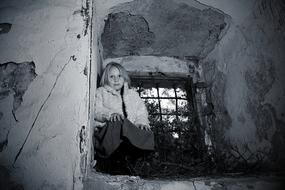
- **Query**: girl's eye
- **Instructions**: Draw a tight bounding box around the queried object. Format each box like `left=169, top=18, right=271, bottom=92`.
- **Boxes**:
left=118, top=75, right=122, bottom=78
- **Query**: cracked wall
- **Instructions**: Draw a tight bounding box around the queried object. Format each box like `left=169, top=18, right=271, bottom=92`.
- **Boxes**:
left=0, top=0, right=283, bottom=189
left=94, top=0, right=285, bottom=176
left=0, top=0, right=92, bottom=189
left=202, top=0, right=285, bottom=169
left=100, top=0, right=227, bottom=59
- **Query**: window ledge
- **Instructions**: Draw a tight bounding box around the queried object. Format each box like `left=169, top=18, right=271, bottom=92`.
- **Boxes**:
left=84, top=169, right=284, bottom=190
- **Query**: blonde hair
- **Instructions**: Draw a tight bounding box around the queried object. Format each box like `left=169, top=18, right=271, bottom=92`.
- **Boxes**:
left=100, top=62, right=131, bottom=87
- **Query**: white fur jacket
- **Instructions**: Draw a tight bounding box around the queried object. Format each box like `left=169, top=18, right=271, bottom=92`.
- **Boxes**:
left=94, top=85, right=150, bottom=128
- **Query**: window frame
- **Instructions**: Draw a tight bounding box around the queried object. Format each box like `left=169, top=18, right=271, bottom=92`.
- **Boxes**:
left=131, top=75, right=197, bottom=123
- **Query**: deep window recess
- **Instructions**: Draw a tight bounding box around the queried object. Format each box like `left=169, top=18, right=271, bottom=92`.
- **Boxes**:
left=132, top=76, right=209, bottom=178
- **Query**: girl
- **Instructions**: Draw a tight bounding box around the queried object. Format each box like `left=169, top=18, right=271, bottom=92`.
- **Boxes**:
left=94, top=62, right=154, bottom=174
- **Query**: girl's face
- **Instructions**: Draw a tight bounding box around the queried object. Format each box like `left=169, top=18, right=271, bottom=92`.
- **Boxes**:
left=107, top=66, right=124, bottom=92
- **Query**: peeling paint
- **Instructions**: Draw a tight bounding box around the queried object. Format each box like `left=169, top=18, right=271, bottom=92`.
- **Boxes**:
left=84, top=65, right=88, bottom=76
left=0, top=0, right=90, bottom=189
left=101, top=12, right=155, bottom=58
left=0, top=61, right=37, bottom=112
left=81, top=0, right=91, bottom=36
left=79, top=125, right=86, bottom=154
left=79, top=125, right=88, bottom=175
left=102, top=0, right=227, bottom=59
left=245, top=58, right=276, bottom=142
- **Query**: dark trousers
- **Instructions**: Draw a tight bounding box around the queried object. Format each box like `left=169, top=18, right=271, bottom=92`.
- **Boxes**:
left=94, top=119, right=154, bottom=174
left=94, top=119, right=154, bottom=158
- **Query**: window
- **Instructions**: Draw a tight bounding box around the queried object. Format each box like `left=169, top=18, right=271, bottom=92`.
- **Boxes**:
left=132, top=76, right=208, bottom=177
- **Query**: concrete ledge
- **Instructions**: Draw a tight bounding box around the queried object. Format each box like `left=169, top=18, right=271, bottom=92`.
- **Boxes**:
left=84, top=170, right=285, bottom=190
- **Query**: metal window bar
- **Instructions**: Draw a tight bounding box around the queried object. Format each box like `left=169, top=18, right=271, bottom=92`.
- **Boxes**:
left=131, top=76, right=211, bottom=176
left=173, top=85, right=179, bottom=121
left=140, top=96, right=187, bottom=100
left=138, top=84, right=142, bottom=96
left=156, top=83, right=162, bottom=121
left=142, top=113, right=182, bottom=116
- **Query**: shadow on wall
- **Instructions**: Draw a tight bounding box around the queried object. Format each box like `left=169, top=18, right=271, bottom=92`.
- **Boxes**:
left=95, top=0, right=285, bottom=175
left=0, top=165, right=24, bottom=190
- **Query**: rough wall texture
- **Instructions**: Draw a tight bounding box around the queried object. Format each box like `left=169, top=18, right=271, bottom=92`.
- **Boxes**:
left=95, top=0, right=285, bottom=172
left=0, top=0, right=283, bottom=189
left=0, top=62, right=37, bottom=112
left=85, top=172, right=285, bottom=190
left=101, top=0, right=228, bottom=59
left=104, top=56, right=200, bottom=81
left=202, top=0, right=285, bottom=168
left=0, top=0, right=91, bottom=189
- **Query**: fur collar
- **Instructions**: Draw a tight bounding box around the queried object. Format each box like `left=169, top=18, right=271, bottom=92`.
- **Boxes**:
left=103, top=85, right=121, bottom=96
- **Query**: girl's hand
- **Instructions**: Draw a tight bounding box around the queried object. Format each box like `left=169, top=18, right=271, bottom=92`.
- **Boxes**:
left=110, top=113, right=123, bottom=122
left=138, top=124, right=151, bottom=131
left=123, top=82, right=129, bottom=94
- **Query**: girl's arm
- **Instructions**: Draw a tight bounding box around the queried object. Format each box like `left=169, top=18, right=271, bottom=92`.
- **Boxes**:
left=124, top=87, right=151, bottom=129
left=94, top=88, right=112, bottom=122
left=134, top=92, right=151, bottom=129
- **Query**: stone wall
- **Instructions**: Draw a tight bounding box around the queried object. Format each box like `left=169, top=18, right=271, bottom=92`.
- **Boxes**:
left=0, top=0, right=284, bottom=189
left=94, top=0, right=285, bottom=171
left=201, top=0, right=285, bottom=169
left=0, top=0, right=92, bottom=189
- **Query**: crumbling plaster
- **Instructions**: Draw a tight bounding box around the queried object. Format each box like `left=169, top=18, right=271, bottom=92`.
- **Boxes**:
left=0, top=0, right=283, bottom=189
left=104, top=56, right=201, bottom=82
left=100, top=0, right=229, bottom=59
left=0, top=0, right=92, bottom=189
left=201, top=0, right=285, bottom=165
left=95, top=0, right=285, bottom=168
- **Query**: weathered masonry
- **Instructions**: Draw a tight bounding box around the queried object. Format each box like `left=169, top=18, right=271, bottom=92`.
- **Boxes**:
left=0, top=0, right=285, bottom=189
